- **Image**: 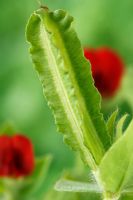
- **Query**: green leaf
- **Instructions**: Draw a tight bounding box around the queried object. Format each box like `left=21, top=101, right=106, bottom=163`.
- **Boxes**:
left=26, top=8, right=110, bottom=168
left=99, top=119, right=133, bottom=197
left=55, top=179, right=101, bottom=193
left=115, top=114, right=128, bottom=141
left=107, top=109, right=118, bottom=143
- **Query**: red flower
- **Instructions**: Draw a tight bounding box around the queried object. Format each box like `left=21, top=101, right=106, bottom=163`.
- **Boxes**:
left=0, top=135, right=12, bottom=176
left=0, top=134, right=35, bottom=178
left=84, top=47, right=124, bottom=98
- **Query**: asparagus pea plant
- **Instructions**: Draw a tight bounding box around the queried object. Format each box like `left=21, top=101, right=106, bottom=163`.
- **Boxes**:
left=26, top=7, right=133, bottom=200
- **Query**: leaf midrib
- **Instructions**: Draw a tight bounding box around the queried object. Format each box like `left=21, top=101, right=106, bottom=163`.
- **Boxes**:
left=38, top=15, right=97, bottom=169
left=46, top=14, right=105, bottom=161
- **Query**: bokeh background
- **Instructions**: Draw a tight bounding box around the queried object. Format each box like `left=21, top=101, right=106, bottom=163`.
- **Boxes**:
left=0, top=0, right=133, bottom=193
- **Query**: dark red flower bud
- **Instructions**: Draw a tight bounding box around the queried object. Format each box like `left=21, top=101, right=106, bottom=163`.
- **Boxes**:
left=0, top=134, right=35, bottom=178
left=0, top=135, right=12, bottom=176
left=11, top=135, right=35, bottom=177
left=84, top=47, right=124, bottom=98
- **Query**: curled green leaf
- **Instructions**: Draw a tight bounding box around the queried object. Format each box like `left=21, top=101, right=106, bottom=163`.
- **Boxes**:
left=26, top=8, right=110, bottom=169
left=115, top=114, right=128, bottom=141
left=107, top=109, right=118, bottom=143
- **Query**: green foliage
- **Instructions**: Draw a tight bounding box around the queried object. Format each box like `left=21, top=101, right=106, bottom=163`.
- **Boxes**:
left=115, top=114, right=128, bottom=141
left=26, top=8, right=111, bottom=169
left=99, top=120, right=133, bottom=196
left=1, top=0, right=133, bottom=199
left=107, top=109, right=118, bottom=143
left=26, top=5, right=133, bottom=200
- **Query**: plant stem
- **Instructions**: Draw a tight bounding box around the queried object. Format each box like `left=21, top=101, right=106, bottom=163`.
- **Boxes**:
left=103, top=192, right=120, bottom=200
left=93, top=170, right=120, bottom=200
left=103, top=198, right=119, bottom=200
left=103, top=197, right=119, bottom=200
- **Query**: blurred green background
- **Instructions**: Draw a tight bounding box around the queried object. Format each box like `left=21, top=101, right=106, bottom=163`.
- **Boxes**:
left=0, top=0, right=133, bottom=191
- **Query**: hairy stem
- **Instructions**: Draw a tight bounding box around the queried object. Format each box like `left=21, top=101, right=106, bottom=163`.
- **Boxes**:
left=93, top=170, right=120, bottom=200
left=103, top=192, right=120, bottom=200
left=103, top=197, right=119, bottom=200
